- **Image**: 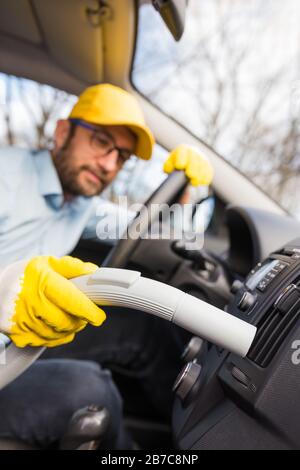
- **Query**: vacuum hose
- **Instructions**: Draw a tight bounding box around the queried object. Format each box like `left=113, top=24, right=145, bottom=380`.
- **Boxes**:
left=71, top=268, right=256, bottom=357
left=0, top=268, right=256, bottom=390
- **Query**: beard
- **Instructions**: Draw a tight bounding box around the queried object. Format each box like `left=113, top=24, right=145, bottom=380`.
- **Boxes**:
left=53, top=148, right=108, bottom=197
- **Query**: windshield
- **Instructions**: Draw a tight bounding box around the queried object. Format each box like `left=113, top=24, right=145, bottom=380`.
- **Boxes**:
left=132, top=0, right=300, bottom=219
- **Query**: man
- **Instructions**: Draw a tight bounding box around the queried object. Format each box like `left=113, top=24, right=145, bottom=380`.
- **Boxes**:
left=0, top=84, right=213, bottom=444
left=0, top=84, right=212, bottom=264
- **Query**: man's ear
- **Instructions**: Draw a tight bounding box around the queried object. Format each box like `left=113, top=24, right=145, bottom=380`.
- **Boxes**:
left=54, top=120, right=72, bottom=151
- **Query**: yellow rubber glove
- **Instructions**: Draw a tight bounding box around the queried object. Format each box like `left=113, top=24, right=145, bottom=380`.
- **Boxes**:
left=163, top=144, right=214, bottom=186
left=0, top=256, right=106, bottom=348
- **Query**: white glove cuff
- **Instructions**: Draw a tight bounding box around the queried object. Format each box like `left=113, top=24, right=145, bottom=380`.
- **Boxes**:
left=0, top=260, right=28, bottom=333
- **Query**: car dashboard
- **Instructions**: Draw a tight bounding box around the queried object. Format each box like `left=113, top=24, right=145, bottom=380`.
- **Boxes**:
left=173, top=237, right=300, bottom=449
left=70, top=203, right=300, bottom=449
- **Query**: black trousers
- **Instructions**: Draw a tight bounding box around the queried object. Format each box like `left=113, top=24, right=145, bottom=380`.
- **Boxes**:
left=43, top=307, right=190, bottom=418
left=0, top=359, right=129, bottom=449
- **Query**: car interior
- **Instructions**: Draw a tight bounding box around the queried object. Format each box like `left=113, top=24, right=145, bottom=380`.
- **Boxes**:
left=1, top=0, right=300, bottom=450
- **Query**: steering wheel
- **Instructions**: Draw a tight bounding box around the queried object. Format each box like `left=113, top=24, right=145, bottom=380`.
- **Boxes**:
left=102, top=171, right=189, bottom=268
left=0, top=172, right=189, bottom=390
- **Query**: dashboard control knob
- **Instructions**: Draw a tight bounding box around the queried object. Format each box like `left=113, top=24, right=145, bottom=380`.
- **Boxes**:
left=238, top=292, right=256, bottom=312
left=231, top=280, right=244, bottom=294
left=274, top=284, right=300, bottom=314
left=173, top=361, right=202, bottom=403
left=181, top=337, right=205, bottom=363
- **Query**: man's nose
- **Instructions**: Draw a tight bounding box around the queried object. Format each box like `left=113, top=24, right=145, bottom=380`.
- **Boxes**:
left=97, top=149, right=119, bottom=173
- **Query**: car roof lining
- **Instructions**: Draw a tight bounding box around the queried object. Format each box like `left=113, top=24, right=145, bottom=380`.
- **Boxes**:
left=0, top=33, right=85, bottom=94
left=0, top=0, right=136, bottom=94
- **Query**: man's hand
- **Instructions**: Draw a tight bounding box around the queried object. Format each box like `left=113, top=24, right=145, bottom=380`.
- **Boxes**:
left=163, top=144, right=214, bottom=186
left=0, top=256, right=106, bottom=348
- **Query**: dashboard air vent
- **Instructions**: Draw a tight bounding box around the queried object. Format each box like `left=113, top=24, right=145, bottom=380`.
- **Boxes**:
left=248, top=279, right=300, bottom=367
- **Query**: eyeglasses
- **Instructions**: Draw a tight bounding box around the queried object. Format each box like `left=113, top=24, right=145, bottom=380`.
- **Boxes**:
left=69, top=118, right=134, bottom=164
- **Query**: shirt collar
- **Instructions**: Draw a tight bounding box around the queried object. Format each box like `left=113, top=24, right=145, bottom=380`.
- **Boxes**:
left=33, top=149, right=63, bottom=197
left=32, top=149, right=96, bottom=212
left=33, top=149, right=64, bottom=209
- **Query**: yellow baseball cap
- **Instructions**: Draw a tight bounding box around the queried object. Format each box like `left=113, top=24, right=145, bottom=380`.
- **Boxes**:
left=69, top=84, right=155, bottom=160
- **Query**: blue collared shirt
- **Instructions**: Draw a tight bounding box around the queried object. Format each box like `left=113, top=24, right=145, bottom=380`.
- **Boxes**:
left=0, top=147, right=132, bottom=268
